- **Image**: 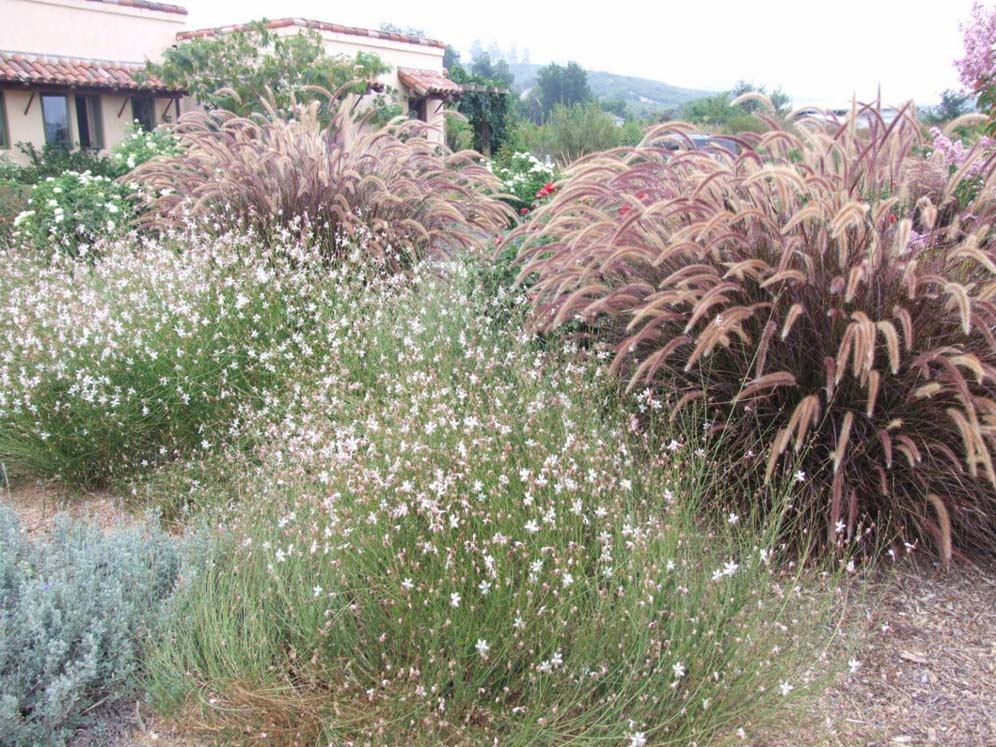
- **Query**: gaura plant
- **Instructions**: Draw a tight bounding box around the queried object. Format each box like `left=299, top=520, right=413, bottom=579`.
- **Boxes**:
left=128, top=88, right=514, bottom=267
left=511, top=99, right=996, bottom=559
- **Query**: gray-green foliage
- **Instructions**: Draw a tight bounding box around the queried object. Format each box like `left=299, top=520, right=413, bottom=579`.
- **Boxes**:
left=0, top=505, right=180, bottom=747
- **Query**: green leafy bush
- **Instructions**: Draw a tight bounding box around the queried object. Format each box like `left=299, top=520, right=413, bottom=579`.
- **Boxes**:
left=11, top=170, right=134, bottom=259
left=129, top=94, right=513, bottom=267
left=512, top=102, right=996, bottom=559
left=492, top=150, right=558, bottom=214
left=0, top=504, right=179, bottom=746
left=11, top=143, right=119, bottom=184
left=0, top=180, right=30, bottom=245
left=517, top=102, right=624, bottom=164
left=143, top=20, right=389, bottom=117
left=108, top=122, right=180, bottom=174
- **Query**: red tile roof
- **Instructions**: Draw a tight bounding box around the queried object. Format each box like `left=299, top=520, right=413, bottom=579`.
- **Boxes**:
left=398, top=68, right=463, bottom=97
left=176, top=18, right=445, bottom=49
left=85, top=0, right=187, bottom=15
left=0, top=51, right=180, bottom=92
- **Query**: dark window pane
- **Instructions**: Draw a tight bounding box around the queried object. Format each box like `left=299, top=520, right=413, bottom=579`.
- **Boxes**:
left=132, top=96, right=156, bottom=131
left=41, top=95, right=70, bottom=146
left=75, top=95, right=104, bottom=149
left=75, top=96, right=91, bottom=148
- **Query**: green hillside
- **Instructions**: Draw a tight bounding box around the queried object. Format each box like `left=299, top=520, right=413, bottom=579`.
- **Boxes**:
left=507, top=62, right=714, bottom=115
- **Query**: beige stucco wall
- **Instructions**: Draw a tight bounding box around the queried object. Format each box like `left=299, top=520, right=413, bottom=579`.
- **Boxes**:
left=2, top=88, right=178, bottom=164
left=0, top=0, right=186, bottom=61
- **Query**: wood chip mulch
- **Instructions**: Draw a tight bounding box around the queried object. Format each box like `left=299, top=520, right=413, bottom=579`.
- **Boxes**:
left=757, top=559, right=996, bottom=747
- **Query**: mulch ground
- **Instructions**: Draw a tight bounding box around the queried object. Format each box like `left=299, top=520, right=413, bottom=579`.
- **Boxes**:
left=758, top=559, right=996, bottom=747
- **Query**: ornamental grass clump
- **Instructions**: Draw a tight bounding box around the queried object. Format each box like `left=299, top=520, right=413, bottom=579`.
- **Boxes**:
left=128, top=91, right=514, bottom=267
left=147, top=264, right=839, bottom=746
left=511, top=101, right=996, bottom=559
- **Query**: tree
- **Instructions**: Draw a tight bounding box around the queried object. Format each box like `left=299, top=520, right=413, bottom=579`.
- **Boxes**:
left=532, top=62, right=591, bottom=122
left=448, top=55, right=514, bottom=156
left=470, top=54, right=514, bottom=89
left=955, top=2, right=996, bottom=132
left=144, top=20, right=389, bottom=117
left=378, top=22, right=431, bottom=39
left=520, top=102, right=619, bottom=164
left=730, top=80, right=791, bottom=114
left=925, top=89, right=974, bottom=123
left=443, top=44, right=461, bottom=71
left=600, top=97, right=628, bottom=118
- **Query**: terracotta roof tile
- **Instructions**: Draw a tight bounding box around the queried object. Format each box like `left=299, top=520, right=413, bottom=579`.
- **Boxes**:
left=84, top=0, right=187, bottom=15
left=0, top=51, right=181, bottom=92
left=398, top=68, right=463, bottom=97
left=177, top=18, right=445, bottom=49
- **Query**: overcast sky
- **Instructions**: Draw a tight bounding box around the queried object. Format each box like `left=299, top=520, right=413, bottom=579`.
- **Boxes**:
left=181, top=0, right=977, bottom=107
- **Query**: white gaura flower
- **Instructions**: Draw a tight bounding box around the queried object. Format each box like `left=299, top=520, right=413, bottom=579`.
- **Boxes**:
left=475, top=639, right=490, bottom=658
left=450, top=592, right=461, bottom=608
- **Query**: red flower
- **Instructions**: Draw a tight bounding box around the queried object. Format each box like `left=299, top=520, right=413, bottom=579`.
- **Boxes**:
left=520, top=207, right=530, bottom=216
left=889, top=214, right=898, bottom=223
left=618, top=205, right=631, bottom=217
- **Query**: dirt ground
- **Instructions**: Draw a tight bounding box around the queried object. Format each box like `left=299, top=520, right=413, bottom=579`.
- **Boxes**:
left=5, top=480, right=994, bottom=747
left=757, top=561, right=996, bottom=747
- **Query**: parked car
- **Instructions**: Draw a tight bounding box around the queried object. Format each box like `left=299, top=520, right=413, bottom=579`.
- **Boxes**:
left=662, top=133, right=740, bottom=156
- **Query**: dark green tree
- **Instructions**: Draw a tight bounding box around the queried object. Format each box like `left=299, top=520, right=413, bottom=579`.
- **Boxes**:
left=927, top=89, right=973, bottom=123
left=533, top=62, right=591, bottom=122
left=448, top=58, right=513, bottom=156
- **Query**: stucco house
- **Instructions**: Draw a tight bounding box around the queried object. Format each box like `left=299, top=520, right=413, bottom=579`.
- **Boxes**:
left=0, top=0, right=462, bottom=163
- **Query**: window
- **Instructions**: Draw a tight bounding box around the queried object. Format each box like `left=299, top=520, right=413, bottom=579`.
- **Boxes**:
left=0, top=92, right=8, bottom=149
left=74, top=95, right=104, bottom=149
left=132, top=95, right=156, bottom=131
left=408, top=98, right=428, bottom=123
left=41, top=94, right=70, bottom=146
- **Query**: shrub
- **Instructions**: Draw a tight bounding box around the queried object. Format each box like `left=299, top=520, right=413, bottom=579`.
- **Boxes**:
left=517, top=102, right=624, bottom=165
left=146, top=264, right=839, bottom=746
left=108, top=121, right=181, bottom=174
left=0, top=229, right=348, bottom=486
left=12, top=142, right=119, bottom=184
left=11, top=170, right=134, bottom=259
left=128, top=93, right=514, bottom=268
left=0, top=504, right=180, bottom=746
left=511, top=102, right=996, bottom=559
left=492, top=150, right=559, bottom=214
left=0, top=180, right=30, bottom=245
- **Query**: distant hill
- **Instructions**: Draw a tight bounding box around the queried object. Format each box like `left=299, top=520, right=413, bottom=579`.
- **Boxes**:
left=506, top=62, right=714, bottom=116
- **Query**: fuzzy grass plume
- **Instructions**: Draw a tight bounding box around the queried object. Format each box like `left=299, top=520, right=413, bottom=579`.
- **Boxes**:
left=511, top=101, right=996, bottom=558
left=127, top=90, right=513, bottom=267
